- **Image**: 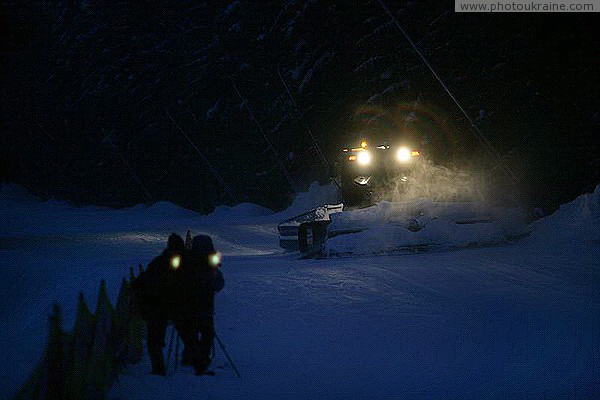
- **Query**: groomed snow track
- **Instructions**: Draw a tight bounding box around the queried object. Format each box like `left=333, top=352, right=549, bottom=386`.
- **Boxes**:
left=279, top=199, right=529, bottom=257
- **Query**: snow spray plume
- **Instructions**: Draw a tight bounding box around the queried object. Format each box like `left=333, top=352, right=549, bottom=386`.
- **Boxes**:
left=379, top=159, right=489, bottom=204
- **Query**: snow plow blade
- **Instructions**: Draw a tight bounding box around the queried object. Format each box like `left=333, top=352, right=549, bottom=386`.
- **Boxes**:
left=277, top=204, right=343, bottom=252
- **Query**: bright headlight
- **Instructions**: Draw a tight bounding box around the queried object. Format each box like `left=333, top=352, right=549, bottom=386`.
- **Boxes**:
left=396, top=147, right=411, bottom=162
left=357, top=151, right=372, bottom=165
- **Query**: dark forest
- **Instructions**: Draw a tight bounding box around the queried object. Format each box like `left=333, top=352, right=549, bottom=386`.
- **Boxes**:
left=1, top=1, right=598, bottom=213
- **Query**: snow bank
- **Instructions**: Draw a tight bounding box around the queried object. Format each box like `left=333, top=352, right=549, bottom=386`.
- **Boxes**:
left=188, top=181, right=336, bottom=223
left=209, top=202, right=273, bottom=221
left=325, top=185, right=600, bottom=256
left=275, top=181, right=339, bottom=220
left=0, top=185, right=277, bottom=236
left=0, top=182, right=340, bottom=236
left=140, top=201, right=198, bottom=218
left=528, top=184, right=600, bottom=245
left=0, top=196, right=197, bottom=237
left=325, top=199, right=528, bottom=256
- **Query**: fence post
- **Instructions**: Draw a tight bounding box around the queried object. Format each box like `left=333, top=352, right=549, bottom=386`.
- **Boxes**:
left=112, top=278, right=130, bottom=367
left=126, top=267, right=145, bottom=364
left=41, top=303, right=68, bottom=399
left=64, top=292, right=95, bottom=399
left=16, top=267, right=148, bottom=400
left=86, top=280, right=114, bottom=400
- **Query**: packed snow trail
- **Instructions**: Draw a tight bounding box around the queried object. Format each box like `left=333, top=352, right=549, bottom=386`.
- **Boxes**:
left=1, top=184, right=598, bottom=398
left=111, top=243, right=599, bottom=399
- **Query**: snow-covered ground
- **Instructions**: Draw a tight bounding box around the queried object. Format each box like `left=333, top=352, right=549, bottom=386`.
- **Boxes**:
left=325, top=199, right=529, bottom=256
left=1, top=184, right=599, bottom=399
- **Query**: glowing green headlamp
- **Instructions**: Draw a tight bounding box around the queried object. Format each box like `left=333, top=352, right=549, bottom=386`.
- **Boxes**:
left=209, top=252, right=222, bottom=268
left=170, top=255, right=181, bottom=270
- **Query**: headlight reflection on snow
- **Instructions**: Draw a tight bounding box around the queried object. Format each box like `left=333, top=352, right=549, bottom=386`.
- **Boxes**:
left=106, top=233, right=167, bottom=243
left=99, top=231, right=282, bottom=256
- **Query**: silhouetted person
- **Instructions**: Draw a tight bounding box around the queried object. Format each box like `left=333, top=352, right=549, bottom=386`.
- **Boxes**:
left=134, top=233, right=185, bottom=376
left=175, top=235, right=224, bottom=375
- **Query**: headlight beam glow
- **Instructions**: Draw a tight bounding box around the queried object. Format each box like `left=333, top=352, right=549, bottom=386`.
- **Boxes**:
left=396, top=147, right=412, bottom=162
left=357, top=151, right=372, bottom=165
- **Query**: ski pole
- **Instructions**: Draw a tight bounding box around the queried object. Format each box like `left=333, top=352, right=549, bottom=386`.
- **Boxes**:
left=174, top=332, right=181, bottom=372
left=214, top=332, right=241, bottom=378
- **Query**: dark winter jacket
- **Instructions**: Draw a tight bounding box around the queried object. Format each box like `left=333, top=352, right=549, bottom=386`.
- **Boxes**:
left=134, top=248, right=184, bottom=321
left=179, top=244, right=225, bottom=318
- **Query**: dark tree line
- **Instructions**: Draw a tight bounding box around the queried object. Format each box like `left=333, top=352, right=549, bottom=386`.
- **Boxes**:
left=1, top=0, right=598, bottom=212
